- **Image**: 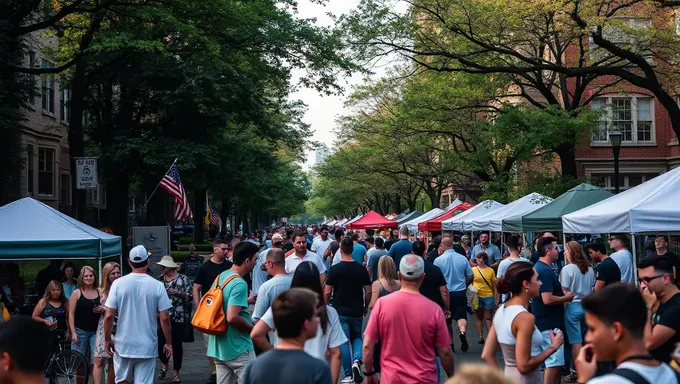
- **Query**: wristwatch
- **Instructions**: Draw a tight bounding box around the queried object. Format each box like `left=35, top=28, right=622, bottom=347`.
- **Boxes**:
left=363, top=371, right=376, bottom=377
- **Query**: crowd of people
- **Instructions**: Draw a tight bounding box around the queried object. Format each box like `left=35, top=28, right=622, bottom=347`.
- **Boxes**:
left=2, top=225, right=680, bottom=384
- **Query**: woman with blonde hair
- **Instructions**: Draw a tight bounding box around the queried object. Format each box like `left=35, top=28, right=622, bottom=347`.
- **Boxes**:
left=367, top=255, right=400, bottom=376
left=32, top=280, right=69, bottom=345
left=92, top=262, right=121, bottom=384
left=69, top=266, right=103, bottom=367
left=560, top=241, right=595, bottom=382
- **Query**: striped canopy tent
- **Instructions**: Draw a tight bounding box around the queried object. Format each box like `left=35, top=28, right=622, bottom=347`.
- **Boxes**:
left=418, top=203, right=474, bottom=232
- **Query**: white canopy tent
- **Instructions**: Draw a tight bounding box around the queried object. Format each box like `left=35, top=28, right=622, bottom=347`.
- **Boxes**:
left=442, top=200, right=505, bottom=231
left=443, top=199, right=463, bottom=211
left=327, top=219, right=338, bottom=226
left=335, top=218, right=349, bottom=227
left=401, top=208, right=444, bottom=234
left=562, top=167, right=680, bottom=234
left=464, top=193, right=552, bottom=232
left=342, top=214, right=363, bottom=228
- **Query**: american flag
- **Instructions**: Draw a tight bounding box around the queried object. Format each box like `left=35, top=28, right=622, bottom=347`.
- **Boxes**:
left=209, top=201, right=221, bottom=226
left=160, top=164, right=192, bottom=221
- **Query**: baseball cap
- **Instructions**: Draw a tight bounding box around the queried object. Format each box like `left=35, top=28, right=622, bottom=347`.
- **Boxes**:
left=272, top=234, right=284, bottom=243
left=129, top=245, right=149, bottom=263
left=399, top=254, right=425, bottom=280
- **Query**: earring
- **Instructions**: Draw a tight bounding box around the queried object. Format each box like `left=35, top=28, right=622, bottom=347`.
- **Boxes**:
left=525, top=289, right=528, bottom=292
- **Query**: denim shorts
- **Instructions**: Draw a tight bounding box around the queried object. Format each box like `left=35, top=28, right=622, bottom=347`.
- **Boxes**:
left=72, top=327, right=96, bottom=363
left=540, top=330, right=565, bottom=368
left=564, top=301, right=586, bottom=344
left=478, top=296, right=494, bottom=309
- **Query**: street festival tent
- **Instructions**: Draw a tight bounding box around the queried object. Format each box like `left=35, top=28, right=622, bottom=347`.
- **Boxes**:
left=336, top=218, right=349, bottom=227
left=384, top=213, right=398, bottom=220
left=396, top=211, right=424, bottom=225
left=342, top=214, right=363, bottom=228
left=444, top=199, right=463, bottom=211
left=392, top=212, right=409, bottom=222
left=418, top=203, right=474, bottom=232
left=401, top=208, right=445, bottom=233
left=442, top=200, right=505, bottom=231
left=346, top=211, right=399, bottom=230
left=503, top=183, right=613, bottom=233
left=464, top=193, right=552, bottom=232
left=327, top=219, right=338, bottom=226
left=0, top=198, right=122, bottom=274
left=562, top=166, right=680, bottom=234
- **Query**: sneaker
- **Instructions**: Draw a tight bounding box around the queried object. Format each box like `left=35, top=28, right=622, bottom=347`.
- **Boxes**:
left=341, top=376, right=355, bottom=383
left=207, top=373, right=217, bottom=384
left=564, top=372, right=578, bottom=382
left=460, top=333, right=469, bottom=352
left=352, top=361, right=362, bottom=383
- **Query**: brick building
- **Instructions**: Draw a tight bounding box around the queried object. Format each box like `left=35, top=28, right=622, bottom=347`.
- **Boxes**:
left=8, top=33, right=106, bottom=224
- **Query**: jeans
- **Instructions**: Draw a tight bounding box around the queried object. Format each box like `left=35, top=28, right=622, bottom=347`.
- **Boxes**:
left=339, top=316, right=363, bottom=377
left=72, top=327, right=96, bottom=363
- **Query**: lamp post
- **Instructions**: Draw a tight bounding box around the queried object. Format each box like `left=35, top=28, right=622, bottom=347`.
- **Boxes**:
left=609, top=130, right=623, bottom=194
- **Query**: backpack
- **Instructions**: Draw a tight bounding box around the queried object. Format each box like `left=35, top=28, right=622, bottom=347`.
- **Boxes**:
left=191, top=274, right=240, bottom=335
left=611, top=366, right=680, bottom=384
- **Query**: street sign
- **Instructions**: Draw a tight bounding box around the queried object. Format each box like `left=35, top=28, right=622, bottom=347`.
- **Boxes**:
left=75, top=157, right=98, bottom=189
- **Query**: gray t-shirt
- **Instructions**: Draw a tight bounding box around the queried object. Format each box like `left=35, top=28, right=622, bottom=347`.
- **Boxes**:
left=559, top=264, right=595, bottom=301
left=243, top=349, right=332, bottom=384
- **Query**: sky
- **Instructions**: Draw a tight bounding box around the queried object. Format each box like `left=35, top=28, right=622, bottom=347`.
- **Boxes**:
left=291, top=0, right=368, bottom=168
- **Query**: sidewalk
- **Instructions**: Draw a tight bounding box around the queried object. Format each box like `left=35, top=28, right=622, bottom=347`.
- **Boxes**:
left=154, top=327, right=211, bottom=384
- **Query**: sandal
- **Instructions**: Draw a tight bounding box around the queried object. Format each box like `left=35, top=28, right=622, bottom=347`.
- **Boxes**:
left=158, top=367, right=168, bottom=380
left=172, top=375, right=182, bottom=383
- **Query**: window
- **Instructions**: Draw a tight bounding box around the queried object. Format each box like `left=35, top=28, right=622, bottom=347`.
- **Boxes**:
left=590, top=18, right=652, bottom=62
left=28, top=51, right=35, bottom=105
left=38, top=148, right=54, bottom=195
left=590, top=96, right=654, bottom=144
left=41, top=60, right=55, bottom=114
left=27, top=144, right=34, bottom=195
left=60, top=88, right=71, bottom=122
left=60, top=174, right=70, bottom=207
left=590, top=173, right=658, bottom=191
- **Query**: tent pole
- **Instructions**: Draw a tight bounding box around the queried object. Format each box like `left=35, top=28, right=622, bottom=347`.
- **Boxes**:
left=632, top=234, right=638, bottom=286
left=98, top=241, right=103, bottom=278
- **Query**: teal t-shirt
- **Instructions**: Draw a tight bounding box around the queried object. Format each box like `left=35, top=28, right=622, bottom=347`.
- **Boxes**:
left=206, top=271, right=254, bottom=361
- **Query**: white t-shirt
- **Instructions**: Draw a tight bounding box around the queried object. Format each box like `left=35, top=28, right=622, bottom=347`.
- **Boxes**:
left=610, top=249, right=634, bottom=284
left=311, top=238, right=332, bottom=263
left=260, top=305, right=347, bottom=360
left=105, top=273, right=172, bottom=358
left=285, top=251, right=327, bottom=276
left=252, top=248, right=271, bottom=294
left=587, top=362, right=678, bottom=384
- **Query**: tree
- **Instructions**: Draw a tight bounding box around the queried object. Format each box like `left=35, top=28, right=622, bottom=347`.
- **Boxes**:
left=342, top=0, right=680, bottom=178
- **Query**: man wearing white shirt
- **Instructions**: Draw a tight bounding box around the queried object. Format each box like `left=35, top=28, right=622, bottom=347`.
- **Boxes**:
left=311, top=226, right=333, bottom=270
left=285, top=232, right=327, bottom=285
left=608, top=234, right=634, bottom=284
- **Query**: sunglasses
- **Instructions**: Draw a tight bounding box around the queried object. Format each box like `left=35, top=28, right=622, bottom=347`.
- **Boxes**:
left=639, top=274, right=667, bottom=284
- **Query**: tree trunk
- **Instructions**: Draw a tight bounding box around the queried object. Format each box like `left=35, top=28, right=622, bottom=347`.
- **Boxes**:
left=193, top=188, right=206, bottom=243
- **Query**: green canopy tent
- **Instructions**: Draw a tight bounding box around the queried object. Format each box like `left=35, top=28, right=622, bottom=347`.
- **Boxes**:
left=502, top=183, right=613, bottom=233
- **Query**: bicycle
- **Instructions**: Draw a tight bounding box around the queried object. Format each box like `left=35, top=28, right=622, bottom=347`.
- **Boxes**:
left=44, top=332, right=89, bottom=384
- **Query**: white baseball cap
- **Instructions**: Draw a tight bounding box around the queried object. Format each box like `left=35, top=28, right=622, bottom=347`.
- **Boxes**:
left=129, top=245, right=149, bottom=263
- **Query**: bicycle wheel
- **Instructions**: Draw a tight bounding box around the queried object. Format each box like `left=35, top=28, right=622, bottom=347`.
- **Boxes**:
left=48, top=350, right=89, bottom=384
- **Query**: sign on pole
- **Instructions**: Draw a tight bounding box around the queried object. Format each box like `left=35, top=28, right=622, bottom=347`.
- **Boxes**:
left=75, top=157, right=98, bottom=189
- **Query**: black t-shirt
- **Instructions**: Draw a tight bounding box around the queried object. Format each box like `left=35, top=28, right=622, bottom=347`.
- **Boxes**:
left=595, top=257, right=621, bottom=286
left=651, top=292, right=680, bottom=363
left=326, top=261, right=371, bottom=317
left=419, top=260, right=447, bottom=308
left=660, top=252, right=680, bottom=287
left=193, top=259, right=233, bottom=297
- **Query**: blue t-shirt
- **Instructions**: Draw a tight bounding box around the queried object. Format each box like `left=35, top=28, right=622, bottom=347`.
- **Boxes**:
left=434, top=250, right=473, bottom=292
left=352, top=243, right=367, bottom=264
left=533, top=260, right=565, bottom=331
left=388, top=239, right=413, bottom=272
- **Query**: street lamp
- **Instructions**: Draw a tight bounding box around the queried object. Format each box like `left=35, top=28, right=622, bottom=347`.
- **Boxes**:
left=609, top=130, right=623, bottom=194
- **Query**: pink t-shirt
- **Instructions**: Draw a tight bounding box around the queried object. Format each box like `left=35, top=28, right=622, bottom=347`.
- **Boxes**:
left=364, top=290, right=451, bottom=384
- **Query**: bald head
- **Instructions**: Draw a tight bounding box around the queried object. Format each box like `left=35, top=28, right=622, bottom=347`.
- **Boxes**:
left=266, top=248, right=285, bottom=265
left=399, top=226, right=409, bottom=239
left=441, top=236, right=454, bottom=249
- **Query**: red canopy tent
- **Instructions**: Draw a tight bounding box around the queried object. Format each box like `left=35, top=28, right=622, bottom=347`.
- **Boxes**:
left=347, top=211, right=399, bottom=230
left=418, top=203, right=474, bottom=232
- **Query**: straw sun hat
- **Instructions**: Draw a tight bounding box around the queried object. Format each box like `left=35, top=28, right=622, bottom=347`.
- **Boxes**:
left=157, top=255, right=181, bottom=269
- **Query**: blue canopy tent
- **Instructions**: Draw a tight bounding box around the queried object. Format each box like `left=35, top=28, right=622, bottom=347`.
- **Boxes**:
left=0, top=198, right=122, bottom=275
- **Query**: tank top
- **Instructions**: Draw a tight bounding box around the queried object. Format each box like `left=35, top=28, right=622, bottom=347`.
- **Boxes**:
left=74, top=289, right=100, bottom=332
left=378, top=280, right=398, bottom=297
left=41, top=301, right=67, bottom=332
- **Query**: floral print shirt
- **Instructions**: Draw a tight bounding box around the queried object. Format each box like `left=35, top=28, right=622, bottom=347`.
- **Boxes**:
left=157, top=273, right=193, bottom=323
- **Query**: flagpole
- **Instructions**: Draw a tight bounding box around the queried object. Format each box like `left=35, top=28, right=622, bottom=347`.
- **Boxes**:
left=144, top=158, right=178, bottom=206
